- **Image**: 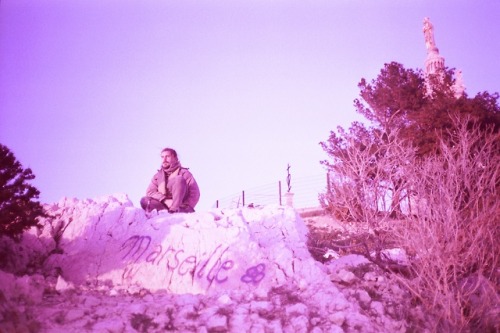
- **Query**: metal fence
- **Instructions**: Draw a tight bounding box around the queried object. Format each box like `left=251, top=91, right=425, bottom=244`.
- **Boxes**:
left=213, top=173, right=327, bottom=209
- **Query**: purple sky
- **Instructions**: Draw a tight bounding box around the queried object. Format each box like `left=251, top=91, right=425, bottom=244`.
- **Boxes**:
left=1, top=1, right=499, bottom=210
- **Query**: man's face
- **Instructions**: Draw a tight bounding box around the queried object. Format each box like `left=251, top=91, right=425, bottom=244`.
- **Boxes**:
left=161, top=150, right=177, bottom=169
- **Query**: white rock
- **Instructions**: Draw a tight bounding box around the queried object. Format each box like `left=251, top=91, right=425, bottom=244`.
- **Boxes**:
left=266, top=319, right=284, bottom=333
left=325, top=254, right=370, bottom=274
left=345, top=312, right=372, bottom=332
left=336, top=269, right=357, bottom=284
left=285, top=302, right=308, bottom=316
left=198, top=305, right=219, bottom=322
left=229, top=312, right=249, bottom=331
left=250, top=322, right=266, bottom=333
left=217, top=293, right=232, bottom=305
left=370, top=301, right=385, bottom=316
left=196, top=326, right=208, bottom=333
left=326, top=325, right=344, bottom=333
left=310, top=327, right=324, bottom=333
left=253, top=287, right=269, bottom=299
left=363, top=272, right=377, bottom=282
left=250, top=300, right=273, bottom=314
left=206, top=313, right=228, bottom=331
left=44, top=200, right=326, bottom=298
left=310, top=317, right=322, bottom=326
left=380, top=248, right=409, bottom=266
left=323, top=249, right=340, bottom=260
left=176, top=293, right=201, bottom=307
left=128, top=303, right=147, bottom=314
left=55, top=275, right=74, bottom=291
left=356, top=290, right=371, bottom=307
left=288, top=315, right=309, bottom=333
left=328, top=311, right=345, bottom=326
left=390, top=284, right=405, bottom=297
left=0, top=195, right=413, bottom=333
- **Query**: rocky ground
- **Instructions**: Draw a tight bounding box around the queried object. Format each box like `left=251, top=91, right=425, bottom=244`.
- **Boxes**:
left=0, top=207, right=422, bottom=333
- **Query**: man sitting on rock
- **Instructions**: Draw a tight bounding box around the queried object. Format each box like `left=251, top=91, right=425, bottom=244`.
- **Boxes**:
left=140, top=147, right=200, bottom=213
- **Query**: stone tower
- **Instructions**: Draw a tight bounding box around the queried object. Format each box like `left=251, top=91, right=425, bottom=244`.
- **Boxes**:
left=423, top=17, right=445, bottom=76
left=423, top=17, right=465, bottom=97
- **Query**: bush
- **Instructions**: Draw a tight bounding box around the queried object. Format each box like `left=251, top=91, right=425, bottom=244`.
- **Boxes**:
left=321, top=61, right=500, bottom=332
left=321, top=117, right=500, bottom=332
left=320, top=125, right=415, bottom=226
left=0, top=144, right=46, bottom=239
left=392, top=118, right=499, bottom=332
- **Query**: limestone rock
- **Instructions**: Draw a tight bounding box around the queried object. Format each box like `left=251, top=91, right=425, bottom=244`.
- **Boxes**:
left=0, top=194, right=416, bottom=332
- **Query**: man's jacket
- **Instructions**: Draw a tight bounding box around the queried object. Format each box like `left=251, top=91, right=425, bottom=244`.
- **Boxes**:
left=146, top=167, right=200, bottom=210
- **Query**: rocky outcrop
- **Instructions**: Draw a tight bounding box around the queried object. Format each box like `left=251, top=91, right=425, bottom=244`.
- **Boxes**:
left=0, top=194, right=411, bottom=332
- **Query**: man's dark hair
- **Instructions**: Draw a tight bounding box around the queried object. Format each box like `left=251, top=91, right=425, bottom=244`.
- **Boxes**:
left=161, top=147, right=178, bottom=158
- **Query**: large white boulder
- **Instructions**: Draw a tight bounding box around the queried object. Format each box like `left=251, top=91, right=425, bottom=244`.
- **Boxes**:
left=44, top=194, right=330, bottom=296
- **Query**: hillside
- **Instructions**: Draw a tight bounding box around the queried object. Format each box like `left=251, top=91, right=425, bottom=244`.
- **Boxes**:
left=1, top=195, right=420, bottom=332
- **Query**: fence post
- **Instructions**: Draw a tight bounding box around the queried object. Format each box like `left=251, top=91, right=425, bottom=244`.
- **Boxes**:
left=284, top=164, right=294, bottom=207
left=279, top=181, right=282, bottom=205
left=242, top=190, right=245, bottom=207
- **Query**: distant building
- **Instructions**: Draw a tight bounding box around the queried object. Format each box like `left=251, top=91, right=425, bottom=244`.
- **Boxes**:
left=422, top=17, right=465, bottom=98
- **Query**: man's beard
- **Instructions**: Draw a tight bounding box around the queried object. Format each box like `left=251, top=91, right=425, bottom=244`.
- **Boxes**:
left=162, top=160, right=180, bottom=173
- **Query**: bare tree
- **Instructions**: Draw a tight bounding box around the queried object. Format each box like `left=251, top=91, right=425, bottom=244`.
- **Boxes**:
left=321, top=116, right=499, bottom=331
left=320, top=126, right=415, bottom=229
left=391, top=116, right=499, bottom=332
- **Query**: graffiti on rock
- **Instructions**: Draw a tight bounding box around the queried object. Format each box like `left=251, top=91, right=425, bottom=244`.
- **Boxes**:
left=121, top=235, right=152, bottom=263
left=240, top=263, right=266, bottom=284
left=119, top=235, right=265, bottom=286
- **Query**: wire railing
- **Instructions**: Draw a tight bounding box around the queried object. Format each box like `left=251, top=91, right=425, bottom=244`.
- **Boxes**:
left=213, top=173, right=327, bottom=209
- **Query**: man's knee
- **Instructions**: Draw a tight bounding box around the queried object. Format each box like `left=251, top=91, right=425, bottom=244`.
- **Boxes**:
left=169, top=175, right=187, bottom=188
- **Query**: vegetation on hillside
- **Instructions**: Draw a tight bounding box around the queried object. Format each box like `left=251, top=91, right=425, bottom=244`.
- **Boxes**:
left=319, top=62, right=500, bottom=332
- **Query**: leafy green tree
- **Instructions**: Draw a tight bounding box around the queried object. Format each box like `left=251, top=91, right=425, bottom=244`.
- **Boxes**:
left=0, top=144, right=45, bottom=239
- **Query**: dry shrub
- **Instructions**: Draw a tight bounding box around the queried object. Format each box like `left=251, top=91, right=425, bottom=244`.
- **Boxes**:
left=320, top=127, right=416, bottom=230
left=393, top=118, right=500, bottom=332
left=323, top=117, right=500, bottom=332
